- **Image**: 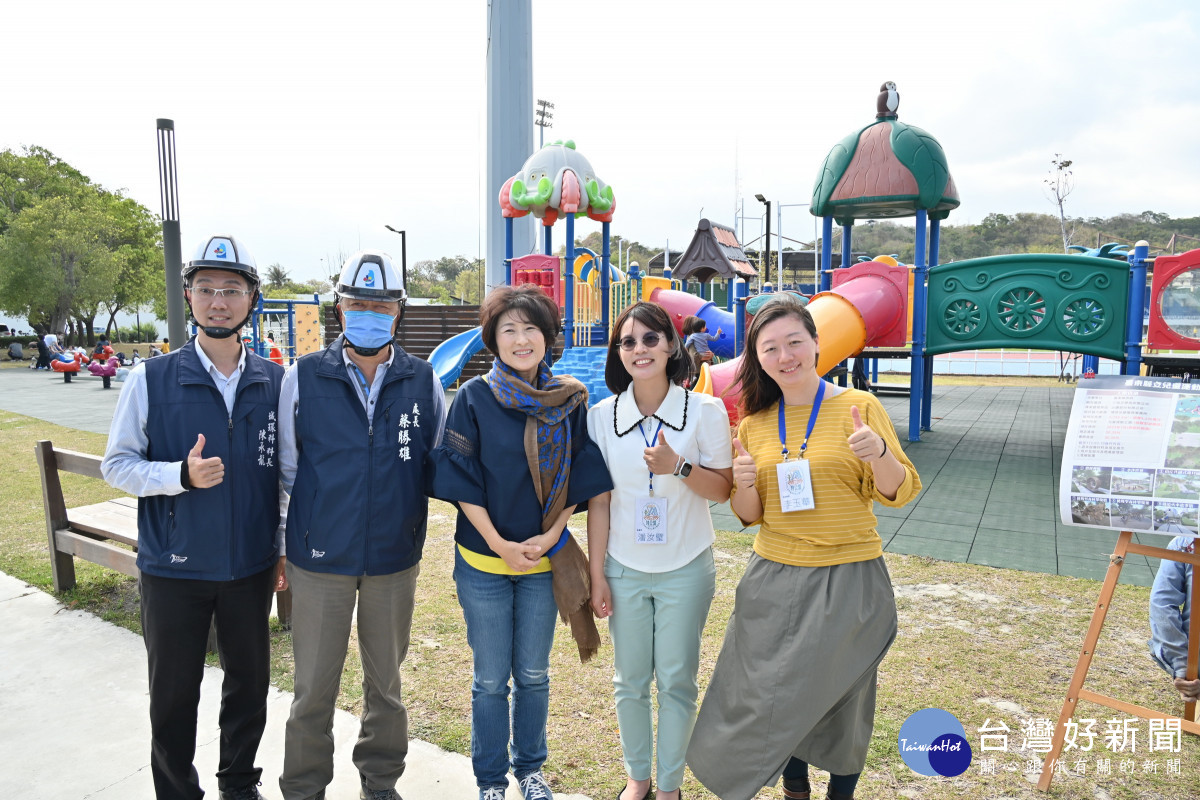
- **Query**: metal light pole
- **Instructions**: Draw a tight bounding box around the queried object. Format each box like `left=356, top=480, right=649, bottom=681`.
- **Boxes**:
left=156, top=119, right=186, bottom=347
left=776, top=202, right=812, bottom=289
left=535, top=99, right=554, bottom=148
left=384, top=225, right=408, bottom=289
left=755, top=194, right=771, bottom=288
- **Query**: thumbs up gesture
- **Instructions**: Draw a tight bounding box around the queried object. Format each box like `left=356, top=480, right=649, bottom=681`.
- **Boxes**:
left=644, top=430, right=680, bottom=475
left=847, top=405, right=886, bottom=462
left=732, top=437, right=757, bottom=489
left=186, top=433, right=225, bottom=489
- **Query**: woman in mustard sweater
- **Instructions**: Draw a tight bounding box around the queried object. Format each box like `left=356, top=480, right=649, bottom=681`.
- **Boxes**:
left=686, top=296, right=921, bottom=800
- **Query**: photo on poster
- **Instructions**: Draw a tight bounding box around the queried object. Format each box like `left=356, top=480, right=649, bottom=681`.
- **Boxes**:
left=1059, top=376, right=1200, bottom=535
left=1070, top=495, right=1112, bottom=527
left=1109, top=499, right=1154, bottom=531
left=1109, top=468, right=1154, bottom=497
left=1152, top=468, right=1200, bottom=500
left=1166, top=395, right=1200, bottom=469
left=1070, top=466, right=1112, bottom=495
left=1152, top=501, right=1200, bottom=537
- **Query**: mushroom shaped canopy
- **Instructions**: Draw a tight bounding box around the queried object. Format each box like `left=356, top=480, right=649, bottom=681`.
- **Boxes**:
left=811, top=83, right=959, bottom=225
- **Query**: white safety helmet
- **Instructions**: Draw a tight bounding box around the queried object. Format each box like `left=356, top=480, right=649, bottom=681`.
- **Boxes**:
left=183, top=234, right=260, bottom=339
left=336, top=250, right=407, bottom=303
left=183, top=234, right=261, bottom=287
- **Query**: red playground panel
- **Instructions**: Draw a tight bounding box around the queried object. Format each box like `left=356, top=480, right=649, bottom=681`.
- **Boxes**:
left=512, top=254, right=562, bottom=306
left=1148, top=248, right=1200, bottom=351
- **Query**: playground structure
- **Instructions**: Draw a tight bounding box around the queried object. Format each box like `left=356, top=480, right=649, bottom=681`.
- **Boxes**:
left=426, top=86, right=1200, bottom=440
left=242, top=294, right=324, bottom=365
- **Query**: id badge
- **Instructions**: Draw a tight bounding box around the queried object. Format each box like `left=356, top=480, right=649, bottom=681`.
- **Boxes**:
left=776, top=459, right=815, bottom=512
left=635, top=496, right=669, bottom=544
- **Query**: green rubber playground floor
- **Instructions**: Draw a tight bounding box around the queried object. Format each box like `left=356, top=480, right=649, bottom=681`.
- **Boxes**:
left=708, top=384, right=1164, bottom=588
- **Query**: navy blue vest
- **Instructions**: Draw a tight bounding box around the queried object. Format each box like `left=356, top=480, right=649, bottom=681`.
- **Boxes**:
left=139, top=341, right=284, bottom=580
left=287, top=340, right=438, bottom=576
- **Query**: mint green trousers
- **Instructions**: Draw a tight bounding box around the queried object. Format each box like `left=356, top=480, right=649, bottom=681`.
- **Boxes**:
left=604, top=549, right=716, bottom=791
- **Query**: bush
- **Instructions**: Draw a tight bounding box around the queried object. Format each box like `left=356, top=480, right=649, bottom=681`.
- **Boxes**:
left=114, top=323, right=160, bottom=343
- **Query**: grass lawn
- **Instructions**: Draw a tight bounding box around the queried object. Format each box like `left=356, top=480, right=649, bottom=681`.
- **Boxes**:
left=3, top=406, right=1198, bottom=799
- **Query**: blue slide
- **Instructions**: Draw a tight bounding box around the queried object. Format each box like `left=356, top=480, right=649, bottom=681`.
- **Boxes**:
left=430, top=327, right=486, bottom=389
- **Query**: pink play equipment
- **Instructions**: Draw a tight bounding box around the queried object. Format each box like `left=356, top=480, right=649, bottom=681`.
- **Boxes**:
left=88, top=355, right=120, bottom=389
left=511, top=254, right=563, bottom=306
left=649, top=261, right=912, bottom=423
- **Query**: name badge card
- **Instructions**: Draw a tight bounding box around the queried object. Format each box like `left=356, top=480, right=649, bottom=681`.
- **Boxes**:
left=635, top=496, right=669, bottom=544
left=776, top=459, right=815, bottom=512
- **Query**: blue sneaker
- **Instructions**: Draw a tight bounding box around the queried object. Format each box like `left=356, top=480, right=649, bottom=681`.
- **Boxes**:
left=517, top=771, right=553, bottom=800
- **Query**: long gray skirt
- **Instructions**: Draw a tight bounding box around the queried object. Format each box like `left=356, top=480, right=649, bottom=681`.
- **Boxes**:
left=686, top=554, right=897, bottom=800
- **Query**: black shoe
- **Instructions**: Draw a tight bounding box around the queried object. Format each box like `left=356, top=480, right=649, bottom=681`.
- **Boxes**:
left=616, top=784, right=653, bottom=800
left=782, top=777, right=811, bottom=799
left=360, top=779, right=402, bottom=800
left=219, top=785, right=264, bottom=800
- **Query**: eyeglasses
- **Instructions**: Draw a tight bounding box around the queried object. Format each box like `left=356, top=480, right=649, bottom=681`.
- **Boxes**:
left=617, top=332, right=663, bottom=351
left=192, top=287, right=253, bottom=299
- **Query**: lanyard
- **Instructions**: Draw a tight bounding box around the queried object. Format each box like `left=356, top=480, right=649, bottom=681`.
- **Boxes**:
left=638, top=418, right=665, bottom=496
left=348, top=362, right=371, bottom=406
left=778, top=379, right=825, bottom=460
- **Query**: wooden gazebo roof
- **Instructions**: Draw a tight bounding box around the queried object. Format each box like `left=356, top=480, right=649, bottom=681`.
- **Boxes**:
left=670, top=219, right=757, bottom=283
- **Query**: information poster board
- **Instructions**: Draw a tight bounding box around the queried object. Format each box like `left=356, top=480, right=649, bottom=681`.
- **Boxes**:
left=1060, top=376, right=1200, bottom=537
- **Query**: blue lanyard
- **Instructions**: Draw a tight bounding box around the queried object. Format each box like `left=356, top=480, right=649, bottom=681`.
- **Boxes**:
left=638, top=418, right=665, bottom=496
left=348, top=362, right=371, bottom=405
left=778, top=380, right=825, bottom=460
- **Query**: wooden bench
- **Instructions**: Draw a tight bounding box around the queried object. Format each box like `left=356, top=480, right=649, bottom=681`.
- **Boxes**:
left=35, top=440, right=291, bottom=627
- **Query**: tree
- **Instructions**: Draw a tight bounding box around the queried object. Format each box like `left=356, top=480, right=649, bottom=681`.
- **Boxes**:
left=453, top=259, right=485, bottom=304
left=0, top=147, right=161, bottom=343
left=266, top=262, right=291, bottom=289
left=1044, top=154, right=1075, bottom=252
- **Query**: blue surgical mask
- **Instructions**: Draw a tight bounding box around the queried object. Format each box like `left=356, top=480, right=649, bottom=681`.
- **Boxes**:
left=343, top=309, right=396, bottom=349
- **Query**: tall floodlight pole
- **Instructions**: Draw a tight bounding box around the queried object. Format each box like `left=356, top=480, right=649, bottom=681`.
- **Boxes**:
left=157, top=119, right=186, bottom=347
left=486, top=1, right=534, bottom=293
left=755, top=194, right=771, bottom=288
left=384, top=225, right=408, bottom=289
left=535, top=99, right=554, bottom=149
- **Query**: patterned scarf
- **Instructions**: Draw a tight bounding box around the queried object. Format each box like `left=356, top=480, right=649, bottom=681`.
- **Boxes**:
left=486, top=358, right=585, bottom=525
left=485, top=358, right=600, bottom=662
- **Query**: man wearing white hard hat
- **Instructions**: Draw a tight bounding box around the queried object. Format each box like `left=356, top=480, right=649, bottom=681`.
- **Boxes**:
left=277, top=250, right=444, bottom=800
left=102, top=235, right=285, bottom=800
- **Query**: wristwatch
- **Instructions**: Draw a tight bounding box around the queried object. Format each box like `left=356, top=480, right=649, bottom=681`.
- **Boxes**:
left=679, top=459, right=693, bottom=478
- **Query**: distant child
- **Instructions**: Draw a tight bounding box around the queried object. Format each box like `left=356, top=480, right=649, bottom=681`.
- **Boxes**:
left=684, top=316, right=723, bottom=364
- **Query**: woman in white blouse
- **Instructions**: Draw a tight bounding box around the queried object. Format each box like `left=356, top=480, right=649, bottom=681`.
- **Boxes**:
left=587, top=302, right=734, bottom=800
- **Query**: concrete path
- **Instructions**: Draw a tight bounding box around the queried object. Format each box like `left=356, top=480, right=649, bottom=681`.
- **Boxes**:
left=0, top=366, right=585, bottom=799
left=0, top=570, right=585, bottom=800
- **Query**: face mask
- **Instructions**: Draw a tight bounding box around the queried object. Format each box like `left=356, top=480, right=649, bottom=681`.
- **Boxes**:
left=343, top=309, right=396, bottom=350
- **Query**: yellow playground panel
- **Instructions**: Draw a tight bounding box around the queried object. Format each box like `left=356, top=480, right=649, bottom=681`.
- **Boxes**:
left=573, top=283, right=602, bottom=346
left=294, top=304, right=324, bottom=356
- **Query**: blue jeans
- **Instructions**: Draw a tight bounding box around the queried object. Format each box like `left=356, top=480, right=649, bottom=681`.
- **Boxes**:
left=454, top=548, right=558, bottom=789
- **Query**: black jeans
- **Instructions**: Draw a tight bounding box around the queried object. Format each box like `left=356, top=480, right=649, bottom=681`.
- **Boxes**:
left=140, top=565, right=275, bottom=799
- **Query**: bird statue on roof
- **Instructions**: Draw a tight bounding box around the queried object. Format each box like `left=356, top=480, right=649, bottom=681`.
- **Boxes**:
left=876, top=81, right=899, bottom=118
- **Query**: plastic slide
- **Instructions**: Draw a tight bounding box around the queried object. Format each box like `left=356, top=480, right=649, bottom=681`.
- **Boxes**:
left=429, top=327, right=486, bottom=390
left=650, top=265, right=908, bottom=422
left=573, top=248, right=624, bottom=285
left=649, top=289, right=736, bottom=359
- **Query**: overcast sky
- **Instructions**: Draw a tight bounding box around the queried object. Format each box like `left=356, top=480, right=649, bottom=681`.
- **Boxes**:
left=3, top=0, right=1196, bottom=284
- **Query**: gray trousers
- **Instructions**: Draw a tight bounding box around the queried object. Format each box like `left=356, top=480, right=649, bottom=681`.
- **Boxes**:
left=279, top=562, right=420, bottom=800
